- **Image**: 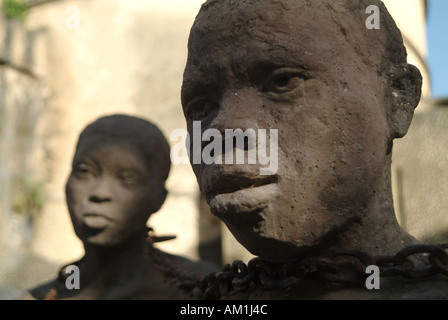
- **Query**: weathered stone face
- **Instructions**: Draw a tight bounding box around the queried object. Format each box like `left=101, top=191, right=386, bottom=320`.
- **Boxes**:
left=66, top=115, right=169, bottom=247
left=182, top=0, right=422, bottom=261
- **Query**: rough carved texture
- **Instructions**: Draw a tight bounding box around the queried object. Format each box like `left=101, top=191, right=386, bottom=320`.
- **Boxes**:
left=182, top=0, right=423, bottom=263
left=179, top=0, right=448, bottom=301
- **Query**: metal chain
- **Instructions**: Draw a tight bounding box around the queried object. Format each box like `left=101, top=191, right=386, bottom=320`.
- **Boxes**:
left=167, top=244, right=448, bottom=300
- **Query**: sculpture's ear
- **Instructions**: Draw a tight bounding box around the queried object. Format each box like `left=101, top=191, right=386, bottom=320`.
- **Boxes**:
left=385, top=63, right=422, bottom=141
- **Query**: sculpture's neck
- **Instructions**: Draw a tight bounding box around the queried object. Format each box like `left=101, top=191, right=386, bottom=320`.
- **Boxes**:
left=329, top=154, right=418, bottom=256
left=80, top=232, right=152, bottom=285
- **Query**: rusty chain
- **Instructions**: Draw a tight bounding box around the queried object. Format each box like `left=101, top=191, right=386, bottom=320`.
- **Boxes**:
left=165, top=244, right=448, bottom=300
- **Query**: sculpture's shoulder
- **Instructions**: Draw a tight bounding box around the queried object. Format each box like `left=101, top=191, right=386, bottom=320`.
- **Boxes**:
left=149, top=246, right=220, bottom=277
left=143, top=247, right=220, bottom=299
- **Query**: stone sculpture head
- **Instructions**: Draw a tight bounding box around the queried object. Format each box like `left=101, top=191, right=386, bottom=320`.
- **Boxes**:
left=181, top=0, right=422, bottom=262
left=66, top=114, right=171, bottom=248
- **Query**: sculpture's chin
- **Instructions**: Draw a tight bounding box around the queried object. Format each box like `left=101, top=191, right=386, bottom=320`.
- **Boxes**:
left=228, top=227, right=313, bottom=262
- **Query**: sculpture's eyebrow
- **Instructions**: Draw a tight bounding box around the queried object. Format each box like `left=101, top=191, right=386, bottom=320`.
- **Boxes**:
left=116, top=168, right=146, bottom=184
left=181, top=62, right=226, bottom=106
left=72, top=154, right=101, bottom=175
left=181, top=45, right=314, bottom=106
left=228, top=45, right=314, bottom=77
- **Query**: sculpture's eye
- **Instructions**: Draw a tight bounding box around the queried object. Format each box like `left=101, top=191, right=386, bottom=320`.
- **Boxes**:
left=185, top=95, right=218, bottom=121
left=117, top=170, right=142, bottom=187
left=264, top=68, right=308, bottom=96
left=73, top=162, right=95, bottom=178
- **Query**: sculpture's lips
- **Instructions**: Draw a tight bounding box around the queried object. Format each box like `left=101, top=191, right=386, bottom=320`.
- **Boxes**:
left=208, top=183, right=279, bottom=216
left=203, top=168, right=278, bottom=197
left=203, top=171, right=279, bottom=216
left=82, top=213, right=111, bottom=229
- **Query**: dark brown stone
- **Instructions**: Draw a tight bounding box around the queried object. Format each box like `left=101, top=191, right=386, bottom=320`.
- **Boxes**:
left=181, top=0, right=447, bottom=299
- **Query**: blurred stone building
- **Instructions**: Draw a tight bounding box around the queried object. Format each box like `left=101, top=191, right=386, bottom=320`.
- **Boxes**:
left=0, top=0, right=446, bottom=298
left=386, top=0, right=448, bottom=246
left=0, top=0, right=207, bottom=297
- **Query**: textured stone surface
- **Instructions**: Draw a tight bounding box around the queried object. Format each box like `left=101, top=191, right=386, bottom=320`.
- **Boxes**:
left=180, top=0, right=447, bottom=299
left=182, top=0, right=422, bottom=262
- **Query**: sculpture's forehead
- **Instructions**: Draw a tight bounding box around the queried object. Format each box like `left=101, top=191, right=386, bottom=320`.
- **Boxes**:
left=75, top=134, right=139, bottom=157
left=184, top=7, right=354, bottom=88
left=75, top=133, right=151, bottom=166
left=78, top=121, right=166, bottom=153
left=190, top=1, right=334, bottom=46
left=188, top=3, right=366, bottom=63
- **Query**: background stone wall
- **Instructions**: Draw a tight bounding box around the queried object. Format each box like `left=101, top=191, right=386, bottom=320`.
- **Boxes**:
left=0, top=9, right=51, bottom=297
left=0, top=0, right=208, bottom=296
left=393, top=104, right=448, bottom=245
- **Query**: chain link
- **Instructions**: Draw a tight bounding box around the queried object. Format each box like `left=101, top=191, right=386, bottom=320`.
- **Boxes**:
left=167, top=244, right=448, bottom=300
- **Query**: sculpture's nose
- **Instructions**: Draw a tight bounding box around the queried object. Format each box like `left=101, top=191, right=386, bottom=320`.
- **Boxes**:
left=210, top=87, right=261, bottom=133
left=195, top=87, right=262, bottom=164
left=88, top=177, right=112, bottom=203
